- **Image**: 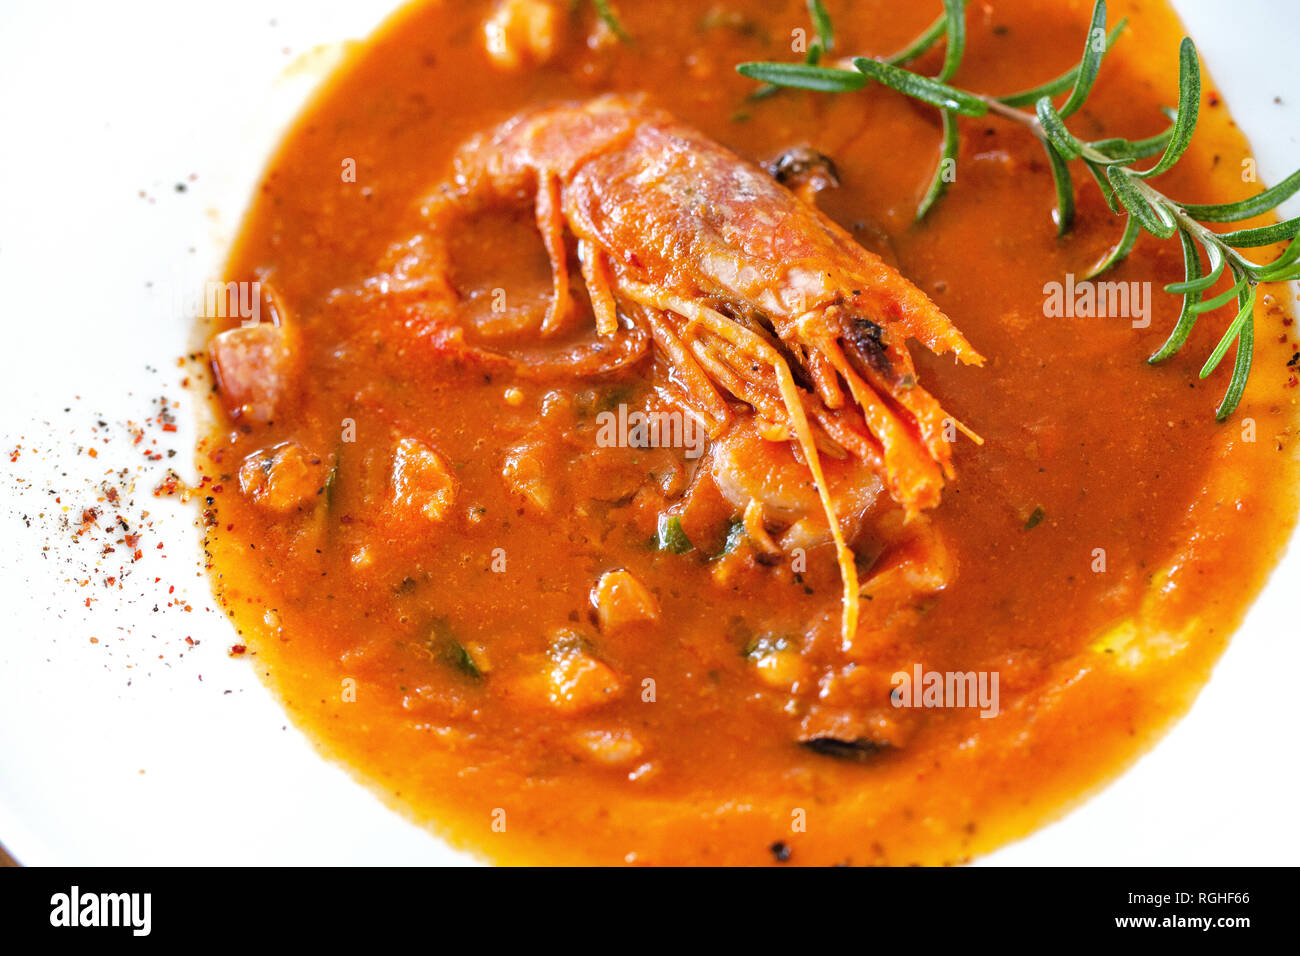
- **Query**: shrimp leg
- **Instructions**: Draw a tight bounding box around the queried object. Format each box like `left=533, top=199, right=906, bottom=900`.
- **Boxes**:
left=620, top=279, right=861, bottom=653
left=579, top=240, right=620, bottom=336
left=535, top=172, right=571, bottom=335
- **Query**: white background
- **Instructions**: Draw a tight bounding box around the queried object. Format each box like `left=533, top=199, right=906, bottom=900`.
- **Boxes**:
left=0, top=0, right=1296, bottom=865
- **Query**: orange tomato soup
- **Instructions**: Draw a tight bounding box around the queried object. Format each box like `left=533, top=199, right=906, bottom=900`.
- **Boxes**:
left=197, top=0, right=1300, bottom=864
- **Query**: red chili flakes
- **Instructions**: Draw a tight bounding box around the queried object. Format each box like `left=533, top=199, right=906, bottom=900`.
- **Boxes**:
left=153, top=470, right=185, bottom=498
left=229, top=644, right=247, bottom=656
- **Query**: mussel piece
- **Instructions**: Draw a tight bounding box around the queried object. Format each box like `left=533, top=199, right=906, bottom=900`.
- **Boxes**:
left=765, top=146, right=841, bottom=195
left=800, top=736, right=890, bottom=762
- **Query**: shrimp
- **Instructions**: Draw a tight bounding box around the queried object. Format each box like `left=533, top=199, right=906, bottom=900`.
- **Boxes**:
left=422, top=94, right=984, bottom=651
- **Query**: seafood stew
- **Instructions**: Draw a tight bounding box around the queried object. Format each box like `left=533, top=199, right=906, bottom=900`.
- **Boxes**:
left=198, top=0, right=1300, bottom=865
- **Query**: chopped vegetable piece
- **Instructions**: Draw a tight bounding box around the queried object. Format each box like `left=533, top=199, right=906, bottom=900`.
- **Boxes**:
left=391, top=438, right=457, bottom=523
left=237, top=442, right=328, bottom=513
left=591, top=569, right=659, bottom=631
left=715, top=520, right=746, bottom=558
left=743, top=633, right=809, bottom=689
left=528, top=630, right=623, bottom=713
left=430, top=619, right=483, bottom=680
left=483, top=0, right=561, bottom=70
left=567, top=728, right=645, bottom=766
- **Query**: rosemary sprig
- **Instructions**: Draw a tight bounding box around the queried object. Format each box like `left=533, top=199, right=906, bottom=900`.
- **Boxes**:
left=737, top=0, right=1300, bottom=421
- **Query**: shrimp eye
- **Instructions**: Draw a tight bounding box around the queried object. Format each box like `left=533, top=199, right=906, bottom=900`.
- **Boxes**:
left=845, top=316, right=894, bottom=377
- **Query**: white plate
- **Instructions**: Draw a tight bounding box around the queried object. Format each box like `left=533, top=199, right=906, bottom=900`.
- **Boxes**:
left=0, top=0, right=1296, bottom=865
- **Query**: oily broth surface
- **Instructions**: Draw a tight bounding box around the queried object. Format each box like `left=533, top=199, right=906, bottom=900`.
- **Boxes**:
left=200, top=0, right=1300, bottom=864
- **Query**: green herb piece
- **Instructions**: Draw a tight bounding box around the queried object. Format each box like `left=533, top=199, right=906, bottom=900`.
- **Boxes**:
left=430, top=618, right=481, bottom=680
left=851, top=58, right=988, bottom=116
left=917, top=109, right=959, bottom=221
left=716, top=519, right=747, bottom=558
left=592, top=0, right=630, bottom=43
left=656, top=514, right=694, bottom=554
left=736, top=61, right=866, bottom=93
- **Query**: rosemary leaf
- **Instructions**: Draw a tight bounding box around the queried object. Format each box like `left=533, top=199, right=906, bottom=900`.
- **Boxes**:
left=807, top=0, right=834, bottom=53
left=1108, top=167, right=1177, bottom=238
left=1214, top=305, right=1254, bottom=421
left=1165, top=239, right=1224, bottom=294
left=1255, top=237, right=1300, bottom=280
left=1084, top=159, right=1121, bottom=213
left=1045, top=141, right=1076, bottom=235
left=852, top=57, right=988, bottom=116
left=1200, top=283, right=1257, bottom=379
left=1190, top=274, right=1249, bottom=315
left=1086, top=214, right=1141, bottom=279
left=1058, top=0, right=1109, bottom=118
left=1149, top=230, right=1203, bottom=362
left=1092, top=123, right=1176, bottom=162
left=1137, top=38, right=1200, bottom=179
left=1182, top=168, right=1300, bottom=222
left=886, top=3, right=963, bottom=67
left=737, top=60, right=867, bottom=92
left=938, top=0, right=966, bottom=83
left=917, top=109, right=960, bottom=220
left=593, top=0, right=630, bottom=43
left=1036, top=97, right=1083, bottom=160
left=1215, top=216, right=1300, bottom=249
